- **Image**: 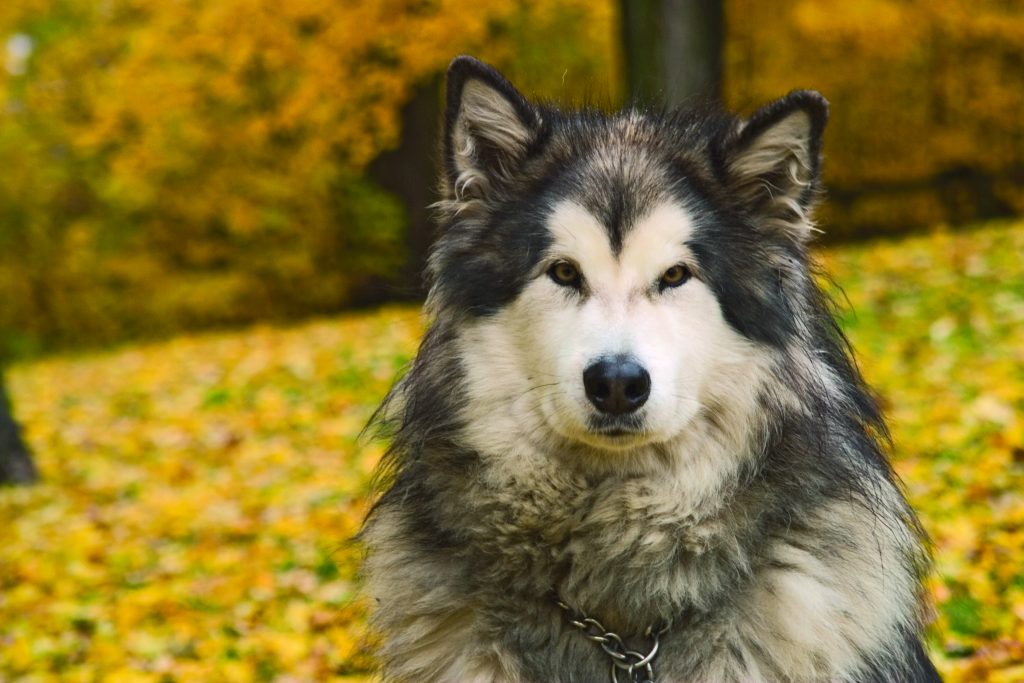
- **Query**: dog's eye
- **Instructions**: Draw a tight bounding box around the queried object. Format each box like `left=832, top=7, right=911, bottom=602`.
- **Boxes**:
left=548, top=261, right=582, bottom=288
left=659, top=264, right=691, bottom=290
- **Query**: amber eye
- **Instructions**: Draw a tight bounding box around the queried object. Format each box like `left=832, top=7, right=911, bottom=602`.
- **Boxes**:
left=659, top=264, right=691, bottom=290
left=548, top=261, right=582, bottom=288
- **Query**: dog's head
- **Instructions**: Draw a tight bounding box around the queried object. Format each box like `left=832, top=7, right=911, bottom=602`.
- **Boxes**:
left=426, top=56, right=829, bottom=465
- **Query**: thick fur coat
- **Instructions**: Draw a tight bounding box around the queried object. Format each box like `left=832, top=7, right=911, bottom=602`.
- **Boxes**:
left=361, top=56, right=941, bottom=683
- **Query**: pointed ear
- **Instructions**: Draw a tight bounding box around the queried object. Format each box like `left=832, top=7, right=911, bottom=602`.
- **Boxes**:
left=722, top=90, right=828, bottom=242
left=443, top=56, right=541, bottom=203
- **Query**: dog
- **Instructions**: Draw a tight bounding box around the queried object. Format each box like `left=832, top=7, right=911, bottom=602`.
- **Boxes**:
left=361, top=55, right=942, bottom=683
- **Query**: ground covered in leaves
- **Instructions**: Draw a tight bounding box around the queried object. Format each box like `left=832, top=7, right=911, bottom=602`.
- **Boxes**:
left=3, top=220, right=1024, bottom=682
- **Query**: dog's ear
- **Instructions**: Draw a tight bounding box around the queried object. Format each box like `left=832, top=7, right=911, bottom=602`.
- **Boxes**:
left=722, top=90, right=828, bottom=242
left=443, top=56, right=541, bottom=203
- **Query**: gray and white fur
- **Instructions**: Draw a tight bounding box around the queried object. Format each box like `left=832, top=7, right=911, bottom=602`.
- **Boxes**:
left=361, top=56, right=941, bottom=683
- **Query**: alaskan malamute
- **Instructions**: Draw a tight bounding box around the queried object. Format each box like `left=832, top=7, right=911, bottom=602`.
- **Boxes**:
left=362, top=56, right=941, bottom=683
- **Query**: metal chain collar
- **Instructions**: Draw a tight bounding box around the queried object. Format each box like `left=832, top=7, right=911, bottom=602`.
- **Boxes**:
left=556, top=598, right=668, bottom=683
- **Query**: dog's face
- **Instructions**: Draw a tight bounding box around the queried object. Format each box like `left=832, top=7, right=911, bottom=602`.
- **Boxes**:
left=507, top=198, right=749, bottom=451
left=429, top=57, right=828, bottom=461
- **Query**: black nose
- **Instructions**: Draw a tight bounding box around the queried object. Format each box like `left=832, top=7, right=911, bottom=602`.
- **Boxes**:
left=583, top=356, right=651, bottom=415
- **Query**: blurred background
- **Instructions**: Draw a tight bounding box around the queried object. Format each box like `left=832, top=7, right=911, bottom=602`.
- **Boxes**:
left=1, top=1, right=1023, bottom=681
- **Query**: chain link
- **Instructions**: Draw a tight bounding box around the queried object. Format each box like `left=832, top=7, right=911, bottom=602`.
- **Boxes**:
left=555, top=599, right=667, bottom=683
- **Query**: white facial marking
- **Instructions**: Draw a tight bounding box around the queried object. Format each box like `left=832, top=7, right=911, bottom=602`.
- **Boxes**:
left=456, top=199, right=771, bottom=480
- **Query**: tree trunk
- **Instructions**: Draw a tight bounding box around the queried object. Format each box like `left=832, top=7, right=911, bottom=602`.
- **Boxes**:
left=0, top=373, right=37, bottom=485
left=621, top=0, right=724, bottom=107
left=367, top=76, right=443, bottom=301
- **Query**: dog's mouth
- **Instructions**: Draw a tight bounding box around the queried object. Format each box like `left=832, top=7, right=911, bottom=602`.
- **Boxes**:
left=586, top=414, right=646, bottom=441
left=536, top=395, right=658, bottom=452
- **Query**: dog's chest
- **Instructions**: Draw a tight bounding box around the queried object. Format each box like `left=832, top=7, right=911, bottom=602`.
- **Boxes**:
left=447, top=469, right=909, bottom=683
left=461, top=469, right=746, bottom=627
left=366, top=459, right=914, bottom=683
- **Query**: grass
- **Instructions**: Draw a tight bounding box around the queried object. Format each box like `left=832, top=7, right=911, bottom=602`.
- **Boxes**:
left=3, top=219, right=1024, bottom=681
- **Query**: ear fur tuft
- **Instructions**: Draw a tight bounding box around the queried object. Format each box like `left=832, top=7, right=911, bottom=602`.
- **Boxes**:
left=442, top=56, right=540, bottom=208
left=724, top=90, right=829, bottom=242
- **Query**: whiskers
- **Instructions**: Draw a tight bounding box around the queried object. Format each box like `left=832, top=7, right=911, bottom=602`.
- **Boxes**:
left=514, top=381, right=561, bottom=401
